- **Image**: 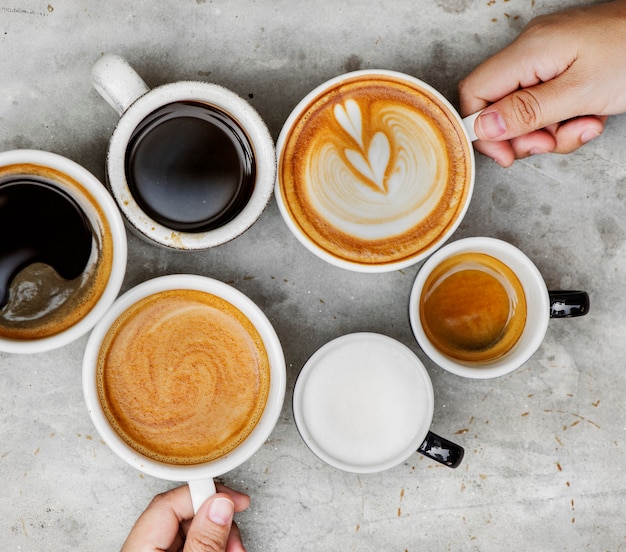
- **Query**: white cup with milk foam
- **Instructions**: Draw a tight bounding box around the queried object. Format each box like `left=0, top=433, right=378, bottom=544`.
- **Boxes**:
left=293, top=333, right=463, bottom=473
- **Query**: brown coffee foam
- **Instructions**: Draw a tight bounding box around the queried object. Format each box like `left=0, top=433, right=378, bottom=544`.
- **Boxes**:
left=279, top=75, right=471, bottom=266
left=97, top=289, right=271, bottom=465
left=420, top=252, right=527, bottom=363
left=0, top=163, right=113, bottom=339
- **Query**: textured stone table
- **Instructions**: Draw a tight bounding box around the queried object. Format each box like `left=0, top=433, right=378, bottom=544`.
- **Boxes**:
left=1, top=1, right=625, bottom=550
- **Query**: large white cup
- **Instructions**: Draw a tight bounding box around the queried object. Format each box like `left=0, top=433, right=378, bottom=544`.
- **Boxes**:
left=82, top=274, right=286, bottom=511
left=91, top=54, right=276, bottom=250
left=275, top=70, right=479, bottom=273
left=0, top=149, right=127, bottom=354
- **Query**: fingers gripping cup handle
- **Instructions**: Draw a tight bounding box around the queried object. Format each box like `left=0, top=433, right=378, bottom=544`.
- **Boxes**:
left=189, top=479, right=217, bottom=513
left=418, top=431, right=464, bottom=468
left=462, top=110, right=482, bottom=142
left=91, top=54, right=150, bottom=116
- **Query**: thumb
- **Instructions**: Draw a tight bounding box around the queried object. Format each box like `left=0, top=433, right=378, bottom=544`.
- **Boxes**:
left=473, top=75, right=585, bottom=141
left=183, top=494, right=235, bottom=552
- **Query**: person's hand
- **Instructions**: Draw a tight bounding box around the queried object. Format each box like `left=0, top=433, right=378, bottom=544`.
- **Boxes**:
left=121, top=483, right=250, bottom=552
left=459, top=0, right=626, bottom=167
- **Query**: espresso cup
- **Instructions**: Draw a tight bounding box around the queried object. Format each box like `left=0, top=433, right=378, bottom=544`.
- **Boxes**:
left=275, top=70, right=479, bottom=273
left=91, top=54, right=276, bottom=250
left=409, top=237, right=590, bottom=379
left=293, top=333, right=464, bottom=473
left=82, top=274, right=286, bottom=511
left=0, top=149, right=127, bottom=354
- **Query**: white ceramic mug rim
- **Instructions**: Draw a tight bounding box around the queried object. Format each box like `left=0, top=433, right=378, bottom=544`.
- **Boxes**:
left=82, top=274, right=286, bottom=482
left=409, top=237, right=550, bottom=379
left=293, top=332, right=435, bottom=473
left=0, top=149, right=127, bottom=354
left=107, top=81, right=276, bottom=250
left=274, top=69, right=476, bottom=273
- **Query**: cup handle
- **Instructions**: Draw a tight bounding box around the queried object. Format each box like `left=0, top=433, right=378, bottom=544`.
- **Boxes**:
left=417, top=430, right=464, bottom=468
left=91, top=54, right=150, bottom=116
left=549, top=290, right=589, bottom=318
left=462, top=110, right=482, bottom=142
left=188, top=478, right=217, bottom=513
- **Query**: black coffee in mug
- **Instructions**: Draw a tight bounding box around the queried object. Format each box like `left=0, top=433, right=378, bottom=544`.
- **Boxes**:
left=0, top=161, right=114, bottom=342
left=124, top=101, right=256, bottom=232
left=0, top=178, right=93, bottom=310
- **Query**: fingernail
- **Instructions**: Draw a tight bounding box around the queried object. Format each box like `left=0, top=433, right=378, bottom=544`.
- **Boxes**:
left=207, top=497, right=234, bottom=526
left=581, top=129, right=601, bottom=144
left=478, top=111, right=507, bottom=139
left=530, top=147, right=547, bottom=156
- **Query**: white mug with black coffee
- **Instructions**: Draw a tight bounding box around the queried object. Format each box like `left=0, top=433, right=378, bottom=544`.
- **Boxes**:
left=91, top=54, right=276, bottom=250
left=0, top=149, right=127, bottom=354
left=275, top=70, right=479, bottom=272
left=409, top=237, right=590, bottom=379
left=82, top=274, right=286, bottom=512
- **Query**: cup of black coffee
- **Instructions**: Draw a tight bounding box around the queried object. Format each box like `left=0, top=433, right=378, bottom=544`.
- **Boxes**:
left=0, top=149, right=127, bottom=354
left=91, top=54, right=276, bottom=250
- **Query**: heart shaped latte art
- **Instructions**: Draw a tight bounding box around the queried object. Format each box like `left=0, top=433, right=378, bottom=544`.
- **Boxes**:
left=307, top=99, right=447, bottom=241
left=335, top=100, right=391, bottom=193
left=278, top=75, right=471, bottom=265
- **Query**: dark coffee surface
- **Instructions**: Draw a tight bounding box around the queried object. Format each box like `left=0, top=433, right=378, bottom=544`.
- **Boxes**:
left=125, top=101, right=255, bottom=232
left=0, top=165, right=113, bottom=340
left=0, top=178, right=92, bottom=309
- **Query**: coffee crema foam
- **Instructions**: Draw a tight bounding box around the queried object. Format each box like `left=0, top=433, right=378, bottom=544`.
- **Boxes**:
left=279, top=75, right=471, bottom=266
left=97, top=289, right=270, bottom=465
left=419, top=252, right=527, bottom=363
left=0, top=164, right=113, bottom=340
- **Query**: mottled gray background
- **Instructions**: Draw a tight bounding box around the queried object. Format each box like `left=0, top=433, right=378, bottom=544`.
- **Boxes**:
left=1, top=1, right=625, bottom=550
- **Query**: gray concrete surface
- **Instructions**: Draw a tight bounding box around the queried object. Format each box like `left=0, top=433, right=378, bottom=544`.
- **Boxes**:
left=1, top=1, right=625, bottom=550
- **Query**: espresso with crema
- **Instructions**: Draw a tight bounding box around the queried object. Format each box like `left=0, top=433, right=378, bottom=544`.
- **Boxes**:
left=0, top=164, right=113, bottom=340
left=278, top=74, right=472, bottom=267
left=96, top=289, right=270, bottom=465
left=419, top=252, right=527, bottom=363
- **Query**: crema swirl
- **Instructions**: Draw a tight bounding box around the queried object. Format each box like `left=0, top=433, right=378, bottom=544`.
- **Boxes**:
left=97, top=289, right=270, bottom=465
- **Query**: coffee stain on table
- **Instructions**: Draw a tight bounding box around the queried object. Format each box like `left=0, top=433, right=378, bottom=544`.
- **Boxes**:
left=0, top=6, right=52, bottom=16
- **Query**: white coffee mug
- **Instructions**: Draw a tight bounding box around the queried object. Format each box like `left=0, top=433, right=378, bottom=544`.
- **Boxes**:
left=82, top=274, right=286, bottom=511
left=293, top=333, right=463, bottom=473
left=0, top=149, right=127, bottom=354
left=409, top=237, right=589, bottom=379
left=275, top=70, right=480, bottom=273
left=91, top=54, right=276, bottom=250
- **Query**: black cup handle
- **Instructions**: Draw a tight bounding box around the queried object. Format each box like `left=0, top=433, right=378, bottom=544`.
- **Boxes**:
left=417, top=431, right=464, bottom=468
left=549, top=290, right=589, bottom=318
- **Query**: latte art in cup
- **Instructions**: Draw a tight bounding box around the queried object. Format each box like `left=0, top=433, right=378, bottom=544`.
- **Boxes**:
left=277, top=71, right=474, bottom=270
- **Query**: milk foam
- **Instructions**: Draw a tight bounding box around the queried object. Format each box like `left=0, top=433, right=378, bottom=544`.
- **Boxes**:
left=298, top=335, right=433, bottom=470
left=307, top=102, right=448, bottom=241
